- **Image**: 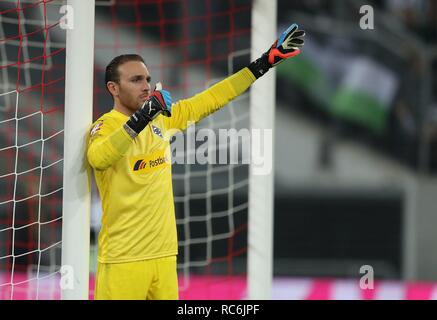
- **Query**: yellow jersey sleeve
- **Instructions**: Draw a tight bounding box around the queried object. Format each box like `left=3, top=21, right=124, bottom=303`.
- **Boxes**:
left=163, top=67, right=256, bottom=132
left=87, top=115, right=134, bottom=170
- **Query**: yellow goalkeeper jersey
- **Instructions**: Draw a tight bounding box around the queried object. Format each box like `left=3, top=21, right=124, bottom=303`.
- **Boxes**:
left=87, top=67, right=255, bottom=263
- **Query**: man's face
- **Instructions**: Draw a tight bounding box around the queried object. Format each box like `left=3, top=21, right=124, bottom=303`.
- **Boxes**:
left=112, top=61, right=151, bottom=113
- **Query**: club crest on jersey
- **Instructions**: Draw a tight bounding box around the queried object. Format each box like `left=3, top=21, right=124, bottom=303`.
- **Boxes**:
left=90, top=122, right=103, bottom=137
left=151, top=125, right=163, bottom=138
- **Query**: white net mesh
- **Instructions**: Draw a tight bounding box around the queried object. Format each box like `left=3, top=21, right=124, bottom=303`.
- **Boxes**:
left=0, top=0, right=66, bottom=299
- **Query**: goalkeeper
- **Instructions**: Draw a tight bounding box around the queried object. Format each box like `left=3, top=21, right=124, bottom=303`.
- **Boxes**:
left=88, top=24, right=305, bottom=300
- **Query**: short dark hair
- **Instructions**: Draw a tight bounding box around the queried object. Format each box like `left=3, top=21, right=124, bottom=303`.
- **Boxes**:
left=105, top=54, right=145, bottom=85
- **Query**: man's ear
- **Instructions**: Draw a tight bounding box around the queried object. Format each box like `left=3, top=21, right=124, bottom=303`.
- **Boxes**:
left=107, top=81, right=119, bottom=97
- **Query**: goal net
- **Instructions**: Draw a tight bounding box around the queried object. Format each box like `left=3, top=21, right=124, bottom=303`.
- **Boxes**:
left=0, top=0, right=66, bottom=299
left=0, top=0, right=274, bottom=300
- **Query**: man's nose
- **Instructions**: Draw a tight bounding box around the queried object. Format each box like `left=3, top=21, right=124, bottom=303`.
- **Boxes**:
left=143, top=81, right=150, bottom=92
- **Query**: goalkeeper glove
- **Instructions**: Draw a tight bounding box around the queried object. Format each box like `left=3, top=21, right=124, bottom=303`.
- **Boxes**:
left=248, top=23, right=305, bottom=79
left=125, top=82, right=172, bottom=135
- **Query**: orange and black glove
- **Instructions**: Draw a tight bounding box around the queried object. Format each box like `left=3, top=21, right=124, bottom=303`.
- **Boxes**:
left=248, top=23, right=305, bottom=79
left=125, top=82, right=172, bottom=135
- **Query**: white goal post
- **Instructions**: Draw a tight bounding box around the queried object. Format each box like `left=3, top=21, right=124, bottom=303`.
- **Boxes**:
left=248, top=0, right=276, bottom=300
left=61, top=0, right=95, bottom=300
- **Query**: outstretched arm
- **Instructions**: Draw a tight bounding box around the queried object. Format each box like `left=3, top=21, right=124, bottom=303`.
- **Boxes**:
left=163, top=23, right=305, bottom=132
left=163, top=67, right=256, bottom=132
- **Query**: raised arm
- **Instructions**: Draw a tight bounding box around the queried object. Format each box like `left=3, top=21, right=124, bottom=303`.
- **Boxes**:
left=164, top=67, right=255, bottom=131
left=163, top=23, right=305, bottom=132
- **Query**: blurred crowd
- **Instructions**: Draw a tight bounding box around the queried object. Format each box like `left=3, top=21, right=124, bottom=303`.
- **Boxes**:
left=277, top=0, right=437, bottom=172
left=381, top=0, right=437, bottom=42
left=281, top=0, right=437, bottom=42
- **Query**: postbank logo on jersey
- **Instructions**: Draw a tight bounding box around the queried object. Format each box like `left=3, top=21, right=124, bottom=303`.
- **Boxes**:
left=130, top=148, right=171, bottom=174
